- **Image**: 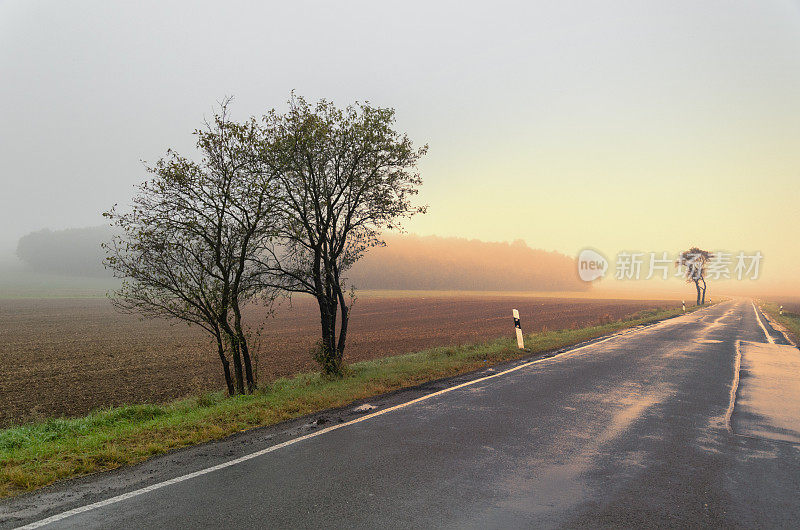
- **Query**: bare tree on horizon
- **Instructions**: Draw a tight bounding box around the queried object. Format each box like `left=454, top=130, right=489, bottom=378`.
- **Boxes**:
left=677, top=247, right=713, bottom=306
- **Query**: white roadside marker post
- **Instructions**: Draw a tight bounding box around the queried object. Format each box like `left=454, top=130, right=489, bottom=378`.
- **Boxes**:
left=682, top=301, right=686, bottom=313
left=513, top=309, right=525, bottom=350
left=780, top=305, right=784, bottom=316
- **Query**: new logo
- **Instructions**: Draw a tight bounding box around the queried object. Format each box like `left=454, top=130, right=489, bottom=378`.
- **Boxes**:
left=577, top=248, right=608, bottom=282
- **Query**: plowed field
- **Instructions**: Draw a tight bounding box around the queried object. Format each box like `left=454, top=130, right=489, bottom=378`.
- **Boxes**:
left=0, top=295, right=677, bottom=425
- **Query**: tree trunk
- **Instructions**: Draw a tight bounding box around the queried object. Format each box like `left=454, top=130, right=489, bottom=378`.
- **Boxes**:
left=232, top=301, right=255, bottom=393
left=694, top=280, right=701, bottom=306
left=238, top=331, right=255, bottom=393
left=701, top=277, right=707, bottom=305
left=316, top=295, right=342, bottom=376
left=230, top=348, right=245, bottom=394
left=215, top=331, right=235, bottom=396
left=231, top=344, right=245, bottom=394
left=221, top=322, right=245, bottom=394
left=335, top=282, right=349, bottom=366
left=232, top=236, right=256, bottom=392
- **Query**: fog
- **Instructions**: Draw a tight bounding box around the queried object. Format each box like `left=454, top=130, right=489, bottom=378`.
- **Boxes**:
left=2, top=1, right=799, bottom=293
left=352, top=235, right=586, bottom=291
left=7, top=225, right=788, bottom=299
left=7, top=227, right=586, bottom=294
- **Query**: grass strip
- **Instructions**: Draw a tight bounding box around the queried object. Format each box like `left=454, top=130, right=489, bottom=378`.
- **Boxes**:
left=0, top=304, right=698, bottom=498
left=760, top=302, right=800, bottom=344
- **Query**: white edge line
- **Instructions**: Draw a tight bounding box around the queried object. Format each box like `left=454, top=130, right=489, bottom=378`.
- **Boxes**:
left=759, top=307, right=796, bottom=347
left=18, top=316, right=682, bottom=529
left=752, top=301, right=776, bottom=344
left=725, top=339, right=742, bottom=433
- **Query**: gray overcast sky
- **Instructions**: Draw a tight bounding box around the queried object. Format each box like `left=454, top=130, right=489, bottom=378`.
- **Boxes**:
left=2, top=1, right=800, bottom=287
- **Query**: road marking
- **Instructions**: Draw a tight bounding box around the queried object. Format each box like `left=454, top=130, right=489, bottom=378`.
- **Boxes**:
left=759, top=309, right=796, bottom=347
left=16, top=317, right=682, bottom=529
left=725, top=339, right=743, bottom=433
left=752, top=301, right=775, bottom=344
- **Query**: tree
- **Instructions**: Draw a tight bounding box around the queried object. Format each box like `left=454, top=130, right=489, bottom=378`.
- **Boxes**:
left=677, top=247, right=713, bottom=305
left=257, top=95, right=426, bottom=376
left=16, top=226, right=112, bottom=277
left=104, top=102, right=278, bottom=395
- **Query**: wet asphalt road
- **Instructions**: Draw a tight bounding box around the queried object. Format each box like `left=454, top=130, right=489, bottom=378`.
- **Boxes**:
left=4, top=299, right=800, bottom=529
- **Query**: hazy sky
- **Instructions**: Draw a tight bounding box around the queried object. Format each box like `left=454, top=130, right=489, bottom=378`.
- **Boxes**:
left=2, top=1, right=799, bottom=290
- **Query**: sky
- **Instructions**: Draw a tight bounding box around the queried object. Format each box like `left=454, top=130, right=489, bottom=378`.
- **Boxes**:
left=1, top=0, right=799, bottom=293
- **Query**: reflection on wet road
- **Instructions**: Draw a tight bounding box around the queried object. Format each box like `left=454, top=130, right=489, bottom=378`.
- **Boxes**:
left=734, top=340, right=800, bottom=443
left=5, top=299, right=800, bottom=529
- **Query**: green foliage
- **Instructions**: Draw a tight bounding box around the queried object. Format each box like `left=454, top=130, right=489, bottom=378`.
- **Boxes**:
left=104, top=100, right=280, bottom=395
left=104, top=94, right=427, bottom=384
left=761, top=302, right=800, bottom=342
left=258, top=94, right=427, bottom=375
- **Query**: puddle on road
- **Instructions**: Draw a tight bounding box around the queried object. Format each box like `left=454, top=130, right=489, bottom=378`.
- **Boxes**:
left=733, top=341, right=800, bottom=444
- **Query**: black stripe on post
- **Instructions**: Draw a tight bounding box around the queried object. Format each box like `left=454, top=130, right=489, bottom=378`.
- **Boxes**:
left=514, top=317, right=521, bottom=329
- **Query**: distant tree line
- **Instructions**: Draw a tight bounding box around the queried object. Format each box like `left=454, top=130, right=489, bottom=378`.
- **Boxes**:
left=16, top=229, right=586, bottom=292
left=16, top=226, right=112, bottom=277
left=352, top=234, right=587, bottom=292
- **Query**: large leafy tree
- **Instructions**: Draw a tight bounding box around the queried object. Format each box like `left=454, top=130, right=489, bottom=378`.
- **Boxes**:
left=257, top=95, right=427, bottom=376
left=104, top=103, right=279, bottom=395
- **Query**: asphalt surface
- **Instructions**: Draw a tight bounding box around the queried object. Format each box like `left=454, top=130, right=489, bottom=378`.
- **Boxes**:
left=3, top=299, right=799, bottom=529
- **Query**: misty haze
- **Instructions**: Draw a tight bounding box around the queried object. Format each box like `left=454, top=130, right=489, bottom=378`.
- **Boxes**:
left=1, top=2, right=799, bottom=528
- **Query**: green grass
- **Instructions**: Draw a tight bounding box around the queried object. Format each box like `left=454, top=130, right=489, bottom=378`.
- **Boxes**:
left=760, top=302, right=800, bottom=343
left=0, top=304, right=701, bottom=498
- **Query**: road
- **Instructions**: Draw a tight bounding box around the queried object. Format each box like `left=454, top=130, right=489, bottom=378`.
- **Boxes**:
left=3, top=299, right=800, bottom=528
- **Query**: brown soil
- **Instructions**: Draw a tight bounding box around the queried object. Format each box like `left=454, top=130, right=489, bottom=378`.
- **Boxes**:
left=0, top=295, right=675, bottom=426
